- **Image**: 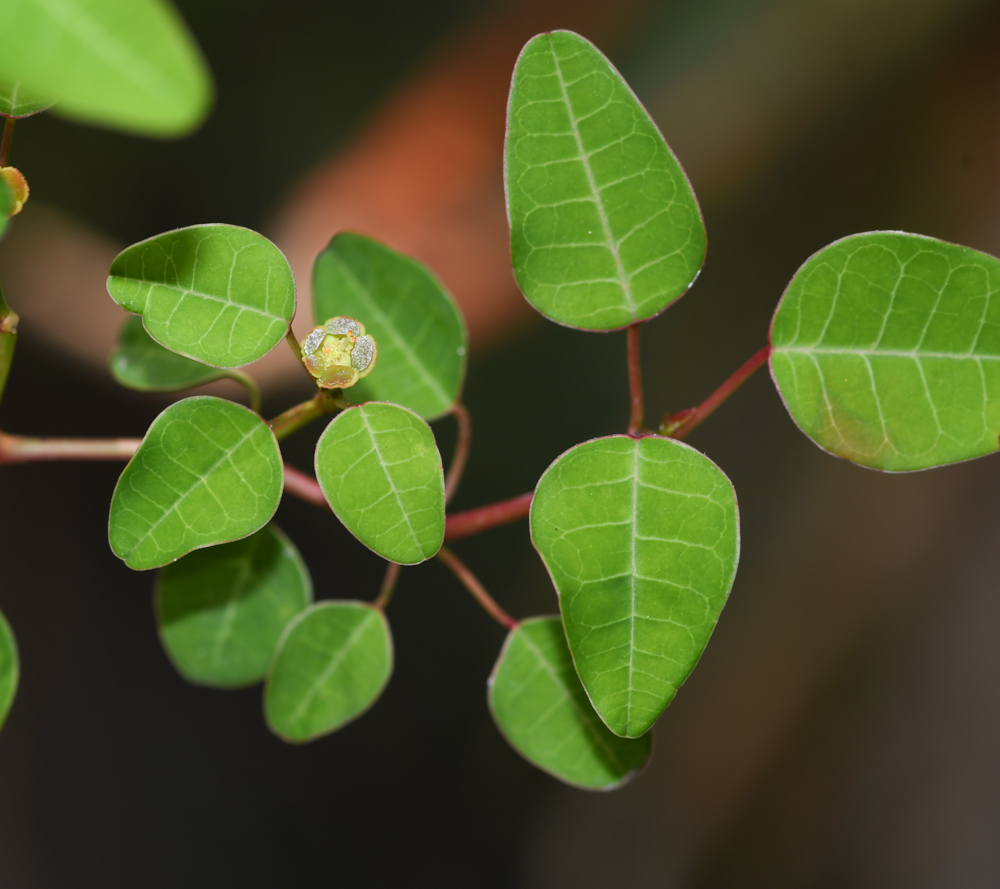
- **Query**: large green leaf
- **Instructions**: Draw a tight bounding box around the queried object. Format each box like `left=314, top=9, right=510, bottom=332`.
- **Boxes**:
left=0, top=608, right=18, bottom=731
left=489, top=617, right=650, bottom=789
left=0, top=79, right=51, bottom=118
left=313, top=233, right=467, bottom=420
left=770, top=232, right=1000, bottom=471
left=505, top=31, right=705, bottom=331
left=265, top=601, right=393, bottom=743
left=156, top=524, right=312, bottom=688
left=110, top=315, right=229, bottom=391
left=109, top=396, right=283, bottom=570
left=315, top=402, right=445, bottom=565
left=0, top=0, right=212, bottom=136
left=107, top=225, right=295, bottom=369
left=531, top=435, right=739, bottom=738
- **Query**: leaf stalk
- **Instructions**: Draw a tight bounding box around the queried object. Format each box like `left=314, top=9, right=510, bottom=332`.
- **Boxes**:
left=627, top=323, right=644, bottom=435
left=444, top=403, right=471, bottom=505
left=437, top=546, right=517, bottom=630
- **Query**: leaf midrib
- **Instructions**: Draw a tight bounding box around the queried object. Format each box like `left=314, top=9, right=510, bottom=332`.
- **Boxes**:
left=777, top=345, right=1000, bottom=360
left=113, top=275, right=285, bottom=322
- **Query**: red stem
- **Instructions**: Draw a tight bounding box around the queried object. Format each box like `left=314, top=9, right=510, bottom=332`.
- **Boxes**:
left=373, top=562, right=401, bottom=611
left=0, top=432, right=141, bottom=464
left=627, top=323, right=644, bottom=435
left=443, top=491, right=532, bottom=542
left=0, top=118, right=13, bottom=168
left=437, top=546, right=517, bottom=630
left=283, top=463, right=332, bottom=511
left=663, top=345, right=771, bottom=440
left=444, top=403, right=471, bottom=505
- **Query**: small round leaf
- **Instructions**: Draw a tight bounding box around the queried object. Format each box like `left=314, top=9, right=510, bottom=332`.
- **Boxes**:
left=109, top=396, right=283, bottom=570
left=156, top=524, right=313, bottom=688
left=489, top=617, right=650, bottom=790
left=110, top=316, right=229, bottom=392
left=771, top=231, right=1000, bottom=471
left=265, top=602, right=393, bottom=743
left=313, top=233, right=467, bottom=420
left=531, top=435, right=740, bottom=739
left=505, top=31, right=705, bottom=331
left=0, top=608, right=18, bottom=731
left=315, top=402, right=445, bottom=565
left=107, top=225, right=295, bottom=369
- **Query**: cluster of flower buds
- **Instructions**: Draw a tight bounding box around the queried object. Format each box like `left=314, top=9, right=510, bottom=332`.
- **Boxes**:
left=0, top=167, right=28, bottom=216
left=299, top=316, right=378, bottom=390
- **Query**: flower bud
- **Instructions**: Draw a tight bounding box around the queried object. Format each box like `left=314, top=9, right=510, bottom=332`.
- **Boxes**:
left=0, top=167, right=29, bottom=216
left=299, top=316, right=378, bottom=390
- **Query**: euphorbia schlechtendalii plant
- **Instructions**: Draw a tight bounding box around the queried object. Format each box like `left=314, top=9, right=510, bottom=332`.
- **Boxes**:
left=1, top=4, right=998, bottom=791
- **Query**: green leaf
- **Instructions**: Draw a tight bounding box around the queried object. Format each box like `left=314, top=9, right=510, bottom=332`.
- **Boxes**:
left=313, top=233, right=467, bottom=420
left=0, top=608, right=18, bottom=731
left=0, top=0, right=212, bottom=136
left=0, top=178, right=10, bottom=239
left=315, top=402, right=445, bottom=565
left=489, top=617, right=650, bottom=790
left=110, top=315, right=229, bottom=391
left=109, top=396, right=283, bottom=570
left=770, top=231, right=1000, bottom=471
left=0, top=79, right=51, bottom=118
left=505, top=31, right=705, bottom=331
left=265, top=601, right=393, bottom=743
left=107, top=224, right=296, bottom=369
left=156, top=524, right=312, bottom=688
left=531, top=435, right=739, bottom=738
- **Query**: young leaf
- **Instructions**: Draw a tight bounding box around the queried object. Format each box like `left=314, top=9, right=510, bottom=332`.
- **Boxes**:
left=315, top=402, right=445, bottom=565
left=156, top=524, right=312, bottom=688
left=107, top=225, right=296, bottom=369
left=505, top=31, right=705, bottom=331
left=313, top=233, right=467, bottom=420
left=265, top=602, right=393, bottom=743
left=110, top=316, right=230, bottom=392
left=0, top=79, right=51, bottom=118
left=0, top=0, right=212, bottom=136
left=531, top=435, right=739, bottom=738
left=0, top=608, right=18, bottom=731
left=109, top=396, right=283, bottom=570
left=771, top=232, right=1000, bottom=471
left=489, top=617, right=650, bottom=790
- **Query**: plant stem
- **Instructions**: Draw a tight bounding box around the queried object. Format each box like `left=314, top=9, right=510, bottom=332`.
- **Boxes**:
left=437, top=546, right=517, bottom=630
left=285, top=327, right=319, bottom=387
left=627, top=323, right=644, bottom=435
left=444, top=403, right=471, bottom=505
left=444, top=491, right=533, bottom=542
left=282, top=463, right=331, bottom=511
left=0, top=286, right=18, bottom=410
left=373, top=562, right=401, bottom=611
left=0, top=118, right=13, bottom=167
left=661, top=345, right=771, bottom=440
left=0, top=432, right=141, bottom=464
left=224, top=370, right=263, bottom=414
left=267, top=391, right=341, bottom=442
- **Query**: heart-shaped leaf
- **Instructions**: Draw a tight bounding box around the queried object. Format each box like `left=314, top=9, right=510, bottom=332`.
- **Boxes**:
left=265, top=601, right=393, bottom=743
left=110, top=315, right=229, bottom=391
left=156, top=524, right=312, bottom=688
left=531, top=435, right=739, bottom=738
left=0, top=608, right=18, bottom=732
left=313, top=233, right=467, bottom=420
left=505, top=31, right=705, bottom=331
left=0, top=79, right=51, bottom=118
left=771, top=232, right=1000, bottom=471
left=315, top=402, right=445, bottom=564
left=107, top=225, right=295, bottom=369
left=109, top=396, right=283, bottom=570
left=489, top=617, right=651, bottom=789
left=0, top=0, right=212, bottom=136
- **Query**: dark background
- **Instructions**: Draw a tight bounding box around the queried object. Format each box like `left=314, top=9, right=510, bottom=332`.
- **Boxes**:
left=2, top=0, right=1000, bottom=885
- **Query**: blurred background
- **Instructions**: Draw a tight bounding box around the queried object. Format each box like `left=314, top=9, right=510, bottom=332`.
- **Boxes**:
left=2, top=0, right=1000, bottom=884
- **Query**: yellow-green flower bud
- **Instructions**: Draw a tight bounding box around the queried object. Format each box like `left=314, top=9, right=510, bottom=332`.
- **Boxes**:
left=299, top=316, right=378, bottom=390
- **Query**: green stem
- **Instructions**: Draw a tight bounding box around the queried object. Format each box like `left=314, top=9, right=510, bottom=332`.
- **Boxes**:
left=444, top=403, right=471, bottom=505
left=267, top=391, right=342, bottom=442
left=0, top=285, right=18, bottom=411
left=373, top=562, right=402, bottom=611
left=437, top=546, right=517, bottom=630
left=223, top=369, right=263, bottom=414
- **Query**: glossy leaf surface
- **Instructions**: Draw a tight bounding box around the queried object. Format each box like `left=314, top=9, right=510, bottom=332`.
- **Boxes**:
left=771, top=232, right=1000, bottom=471
left=505, top=30, right=705, bottom=331
left=0, top=609, right=18, bottom=731
left=109, top=397, right=282, bottom=570
left=156, top=524, right=312, bottom=687
left=110, top=315, right=228, bottom=391
left=313, top=233, right=467, bottom=419
left=0, top=0, right=212, bottom=136
left=489, top=617, right=650, bottom=789
left=107, top=225, right=295, bottom=369
left=315, top=403, right=445, bottom=564
left=531, top=435, right=739, bottom=738
left=0, top=79, right=50, bottom=118
left=265, top=602, right=392, bottom=743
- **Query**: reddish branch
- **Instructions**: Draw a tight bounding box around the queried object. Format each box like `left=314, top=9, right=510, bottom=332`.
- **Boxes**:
left=443, top=491, right=533, bottom=541
left=663, top=346, right=771, bottom=440
left=437, top=546, right=517, bottom=630
left=627, top=323, right=644, bottom=435
left=444, top=403, right=471, bottom=505
left=0, top=432, right=140, bottom=464
left=0, top=118, right=13, bottom=168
